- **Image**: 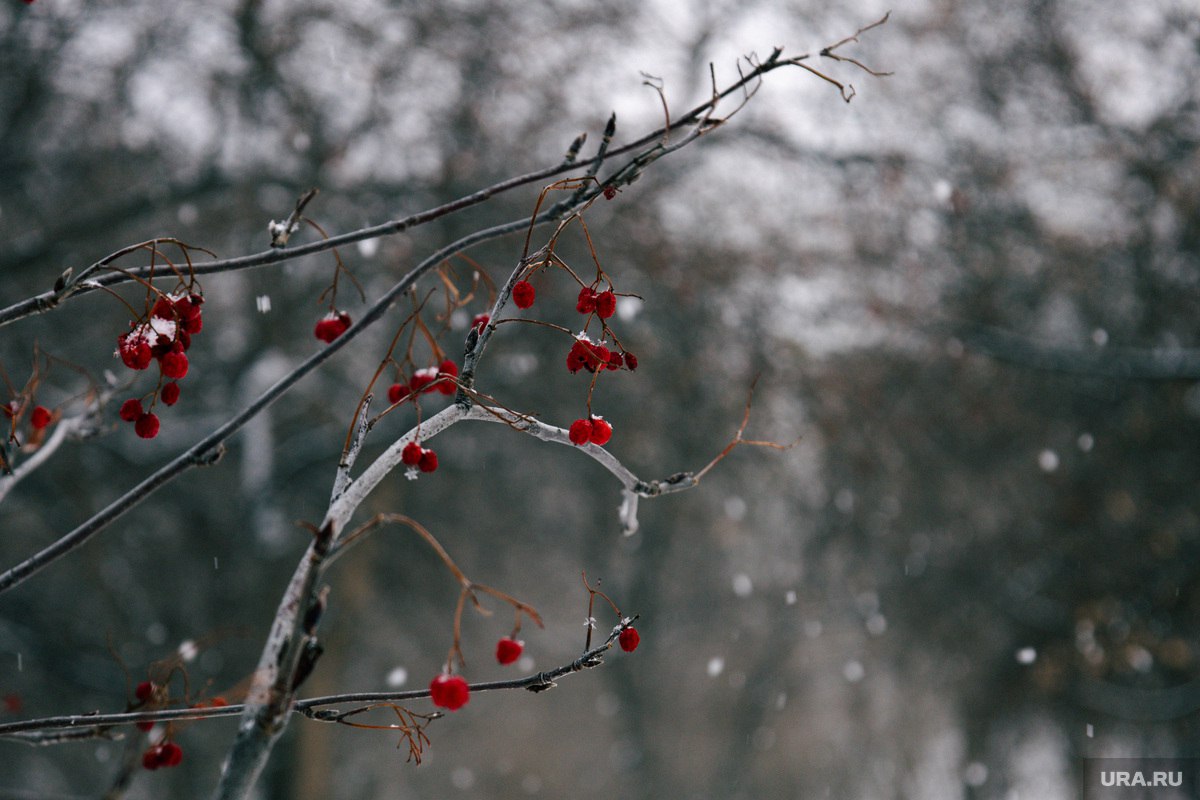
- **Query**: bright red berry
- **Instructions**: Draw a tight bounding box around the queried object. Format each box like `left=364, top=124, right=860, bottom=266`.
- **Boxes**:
left=418, top=449, right=439, bottom=473
left=589, top=418, right=612, bottom=446
left=160, top=382, right=181, bottom=406
left=387, top=382, right=410, bottom=405
left=619, top=627, right=640, bottom=652
left=512, top=280, right=535, bottom=309
left=595, top=290, right=617, bottom=319
left=134, top=412, right=160, bottom=439
left=119, top=398, right=144, bottom=422
left=576, top=287, right=597, bottom=314
left=429, top=673, right=470, bottom=711
left=569, top=418, right=593, bottom=445
left=402, top=442, right=423, bottom=466
left=410, top=367, right=437, bottom=394
left=160, top=351, right=189, bottom=379
left=495, top=637, right=524, bottom=665
left=152, top=296, right=174, bottom=320
left=472, top=313, right=490, bottom=332
left=30, top=405, right=51, bottom=430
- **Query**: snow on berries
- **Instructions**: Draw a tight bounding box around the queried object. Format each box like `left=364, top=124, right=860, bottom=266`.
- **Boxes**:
left=429, top=673, right=470, bottom=711
left=495, top=637, right=524, bottom=665
left=313, top=310, right=351, bottom=343
left=566, top=334, right=611, bottom=374
left=141, top=740, right=183, bottom=770
left=114, top=289, right=205, bottom=438
left=619, top=627, right=640, bottom=652
left=512, top=280, right=536, bottom=309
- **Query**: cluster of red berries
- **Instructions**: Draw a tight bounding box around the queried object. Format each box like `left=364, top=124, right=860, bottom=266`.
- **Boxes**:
left=389, top=360, right=458, bottom=405
left=115, top=291, right=204, bottom=439
left=576, top=286, right=617, bottom=319
left=142, top=740, right=183, bottom=770
left=566, top=334, right=635, bottom=374
left=401, top=441, right=439, bottom=473
left=313, top=310, right=352, bottom=343
left=568, top=416, right=613, bottom=447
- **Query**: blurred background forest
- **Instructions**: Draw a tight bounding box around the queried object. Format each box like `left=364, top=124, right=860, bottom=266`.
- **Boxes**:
left=2, top=0, right=1199, bottom=798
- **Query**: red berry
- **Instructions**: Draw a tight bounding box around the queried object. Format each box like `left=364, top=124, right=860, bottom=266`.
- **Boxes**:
left=119, top=398, right=144, bottom=422
left=418, top=448, right=439, bottom=473
left=568, top=418, right=593, bottom=445
left=314, top=311, right=351, bottom=343
left=603, top=185, right=617, bottom=200
left=606, top=352, right=624, bottom=370
left=119, top=335, right=153, bottom=371
left=30, top=405, right=51, bottom=430
left=437, top=360, right=458, bottom=395
left=472, top=313, right=490, bottom=332
left=160, top=351, right=189, bottom=379
left=624, top=352, right=638, bottom=371
left=619, top=627, right=640, bottom=652
left=135, top=681, right=155, bottom=703
left=576, top=287, right=597, bottom=314
left=209, top=696, right=228, bottom=707
left=595, top=290, right=617, bottom=319
left=512, top=280, right=535, bottom=309
left=159, top=741, right=183, bottom=767
left=429, top=673, right=470, bottom=711
left=151, top=297, right=174, bottom=319
left=401, top=442, right=423, bottom=466
left=142, top=747, right=160, bottom=771
left=410, top=367, right=437, bottom=394
left=589, top=418, right=612, bottom=446
left=160, top=382, right=181, bottom=406
left=495, top=637, right=524, bottom=665
left=137, top=721, right=154, bottom=732
left=387, top=382, right=410, bottom=405
left=134, top=412, right=160, bottom=439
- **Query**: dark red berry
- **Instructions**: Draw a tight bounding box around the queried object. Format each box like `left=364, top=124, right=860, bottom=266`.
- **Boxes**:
left=401, top=442, right=423, bottom=466
left=512, top=280, right=535, bottom=309
left=119, top=398, right=144, bottom=422
left=437, top=360, right=458, bottom=395
left=387, top=382, right=410, bottom=405
left=142, top=748, right=160, bottom=771
left=418, top=449, right=439, bottom=473
left=595, top=290, right=617, bottom=319
left=152, top=297, right=174, bottom=319
left=619, top=627, right=640, bottom=652
left=576, top=287, right=597, bottom=314
left=134, top=412, right=160, bottom=439
left=159, top=741, right=183, bottom=767
left=119, top=335, right=153, bottom=371
left=603, top=185, right=617, bottom=200
left=495, top=637, right=523, bottom=665
left=137, top=721, right=154, bottom=732
left=429, top=674, right=470, bottom=711
left=30, top=405, right=51, bottom=430
left=160, top=382, right=181, bottom=406
left=135, top=681, right=155, bottom=703
left=314, top=311, right=351, bottom=343
left=568, top=418, right=593, bottom=445
left=606, top=352, right=624, bottom=370
left=160, top=351, right=188, bottom=379
left=588, top=418, right=612, bottom=446
left=624, top=352, right=638, bottom=371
